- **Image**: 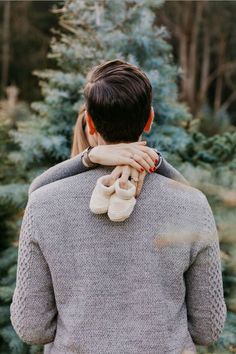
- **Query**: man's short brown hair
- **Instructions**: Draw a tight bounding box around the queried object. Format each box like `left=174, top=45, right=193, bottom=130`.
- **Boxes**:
left=83, top=59, right=152, bottom=143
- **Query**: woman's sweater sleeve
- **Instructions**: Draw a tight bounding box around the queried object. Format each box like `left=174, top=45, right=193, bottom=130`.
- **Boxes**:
left=156, top=158, right=189, bottom=185
left=184, top=195, right=227, bottom=346
left=28, top=151, right=91, bottom=196
left=10, top=201, right=57, bottom=345
left=28, top=151, right=188, bottom=196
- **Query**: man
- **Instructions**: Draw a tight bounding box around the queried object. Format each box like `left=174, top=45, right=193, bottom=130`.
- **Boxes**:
left=10, top=59, right=227, bottom=354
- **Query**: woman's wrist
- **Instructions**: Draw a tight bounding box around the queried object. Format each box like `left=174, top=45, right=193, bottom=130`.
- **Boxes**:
left=87, top=146, right=99, bottom=164
left=152, top=149, right=163, bottom=170
left=81, top=146, right=99, bottom=167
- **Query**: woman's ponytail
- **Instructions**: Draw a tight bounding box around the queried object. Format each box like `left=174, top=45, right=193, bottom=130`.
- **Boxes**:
left=70, top=103, right=89, bottom=158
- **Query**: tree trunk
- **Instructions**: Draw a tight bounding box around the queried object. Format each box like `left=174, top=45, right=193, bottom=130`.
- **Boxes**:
left=214, top=35, right=225, bottom=114
left=179, top=34, right=188, bottom=101
left=1, top=1, right=11, bottom=97
left=188, top=1, right=204, bottom=115
left=178, top=2, right=191, bottom=103
left=198, top=25, right=210, bottom=113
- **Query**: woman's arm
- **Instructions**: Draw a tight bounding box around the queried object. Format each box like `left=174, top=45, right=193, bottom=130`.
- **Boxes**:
left=29, top=143, right=188, bottom=195
left=28, top=142, right=156, bottom=195
left=156, top=158, right=189, bottom=185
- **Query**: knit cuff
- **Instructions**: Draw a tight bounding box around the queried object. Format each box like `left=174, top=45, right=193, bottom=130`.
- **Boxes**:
left=97, top=175, right=115, bottom=195
left=115, top=179, right=136, bottom=199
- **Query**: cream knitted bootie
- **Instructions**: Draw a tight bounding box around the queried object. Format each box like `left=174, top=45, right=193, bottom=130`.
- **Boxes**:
left=89, top=175, right=115, bottom=214
left=108, top=178, right=136, bottom=222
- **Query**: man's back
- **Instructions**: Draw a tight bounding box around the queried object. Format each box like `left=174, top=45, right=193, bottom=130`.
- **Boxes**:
left=10, top=166, right=227, bottom=354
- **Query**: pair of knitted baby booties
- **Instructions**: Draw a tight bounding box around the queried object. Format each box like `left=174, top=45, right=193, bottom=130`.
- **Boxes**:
left=89, top=174, right=136, bottom=222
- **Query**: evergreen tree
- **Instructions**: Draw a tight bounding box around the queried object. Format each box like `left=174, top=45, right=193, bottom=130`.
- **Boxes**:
left=0, top=1, right=190, bottom=353
left=1, top=1, right=235, bottom=353
left=11, top=0, right=191, bottom=174
left=0, top=94, right=39, bottom=353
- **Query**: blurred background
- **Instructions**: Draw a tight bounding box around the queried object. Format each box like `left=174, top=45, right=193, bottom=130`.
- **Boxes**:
left=0, top=1, right=235, bottom=353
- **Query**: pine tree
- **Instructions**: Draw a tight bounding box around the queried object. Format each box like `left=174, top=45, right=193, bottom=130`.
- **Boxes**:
left=11, top=0, right=191, bottom=174
left=0, top=94, right=39, bottom=353
left=1, top=0, right=235, bottom=353
left=0, top=1, right=191, bottom=352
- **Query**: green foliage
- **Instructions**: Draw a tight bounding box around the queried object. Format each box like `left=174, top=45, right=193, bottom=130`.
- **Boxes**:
left=179, top=131, right=236, bottom=168
left=13, top=0, right=190, bottom=171
left=0, top=1, right=191, bottom=353
left=0, top=0, right=235, bottom=353
left=0, top=102, right=34, bottom=352
left=198, top=104, right=232, bottom=136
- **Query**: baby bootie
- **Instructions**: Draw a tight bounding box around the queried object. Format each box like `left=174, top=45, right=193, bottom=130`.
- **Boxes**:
left=90, top=175, right=115, bottom=214
left=108, top=178, right=136, bottom=222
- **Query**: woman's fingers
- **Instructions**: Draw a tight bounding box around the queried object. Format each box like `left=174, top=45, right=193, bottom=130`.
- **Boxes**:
left=130, top=167, right=139, bottom=190
left=137, top=145, right=159, bottom=163
left=136, top=170, right=147, bottom=197
left=121, top=157, right=146, bottom=172
left=132, top=148, right=156, bottom=171
left=110, top=166, right=122, bottom=185
left=127, top=144, right=159, bottom=170
left=121, top=148, right=156, bottom=172
left=109, top=165, right=147, bottom=198
left=119, top=166, right=131, bottom=189
left=131, top=153, right=152, bottom=172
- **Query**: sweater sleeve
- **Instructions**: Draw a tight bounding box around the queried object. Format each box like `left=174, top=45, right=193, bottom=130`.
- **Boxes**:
left=28, top=151, right=91, bottom=196
left=156, top=158, right=189, bottom=185
left=10, top=201, right=58, bottom=345
left=28, top=149, right=188, bottom=196
left=184, top=195, right=227, bottom=346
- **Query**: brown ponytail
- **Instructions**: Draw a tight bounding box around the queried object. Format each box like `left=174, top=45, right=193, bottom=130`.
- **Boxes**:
left=70, top=103, right=90, bottom=158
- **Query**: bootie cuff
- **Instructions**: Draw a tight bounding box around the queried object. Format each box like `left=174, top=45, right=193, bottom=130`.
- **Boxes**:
left=115, top=179, right=136, bottom=200
left=97, top=175, right=115, bottom=195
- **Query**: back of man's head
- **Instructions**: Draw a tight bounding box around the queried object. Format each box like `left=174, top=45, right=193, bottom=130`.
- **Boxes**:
left=83, top=59, right=153, bottom=143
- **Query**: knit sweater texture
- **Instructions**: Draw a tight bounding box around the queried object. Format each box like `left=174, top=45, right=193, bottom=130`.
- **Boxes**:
left=10, top=165, right=227, bottom=354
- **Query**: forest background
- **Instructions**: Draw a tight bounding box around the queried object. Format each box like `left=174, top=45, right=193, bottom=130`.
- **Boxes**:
left=0, top=1, right=235, bottom=353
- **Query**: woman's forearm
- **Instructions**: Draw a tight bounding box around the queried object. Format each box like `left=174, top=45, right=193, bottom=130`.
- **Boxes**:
left=29, top=148, right=188, bottom=197
left=156, top=157, right=189, bottom=185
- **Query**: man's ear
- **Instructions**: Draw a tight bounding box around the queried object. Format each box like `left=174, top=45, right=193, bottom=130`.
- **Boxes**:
left=143, top=106, right=155, bottom=133
left=85, top=110, right=96, bottom=135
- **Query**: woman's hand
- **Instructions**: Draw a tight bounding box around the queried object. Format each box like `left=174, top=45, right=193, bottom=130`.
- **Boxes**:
left=88, top=141, right=158, bottom=173
left=108, top=165, right=148, bottom=198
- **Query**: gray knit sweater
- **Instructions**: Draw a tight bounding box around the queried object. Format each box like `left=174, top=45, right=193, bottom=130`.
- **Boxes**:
left=10, top=165, right=227, bottom=354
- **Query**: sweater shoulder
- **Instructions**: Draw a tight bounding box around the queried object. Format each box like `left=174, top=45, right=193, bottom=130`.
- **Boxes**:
left=147, top=172, right=209, bottom=207
left=146, top=174, right=217, bottom=244
left=27, top=167, right=112, bottom=206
